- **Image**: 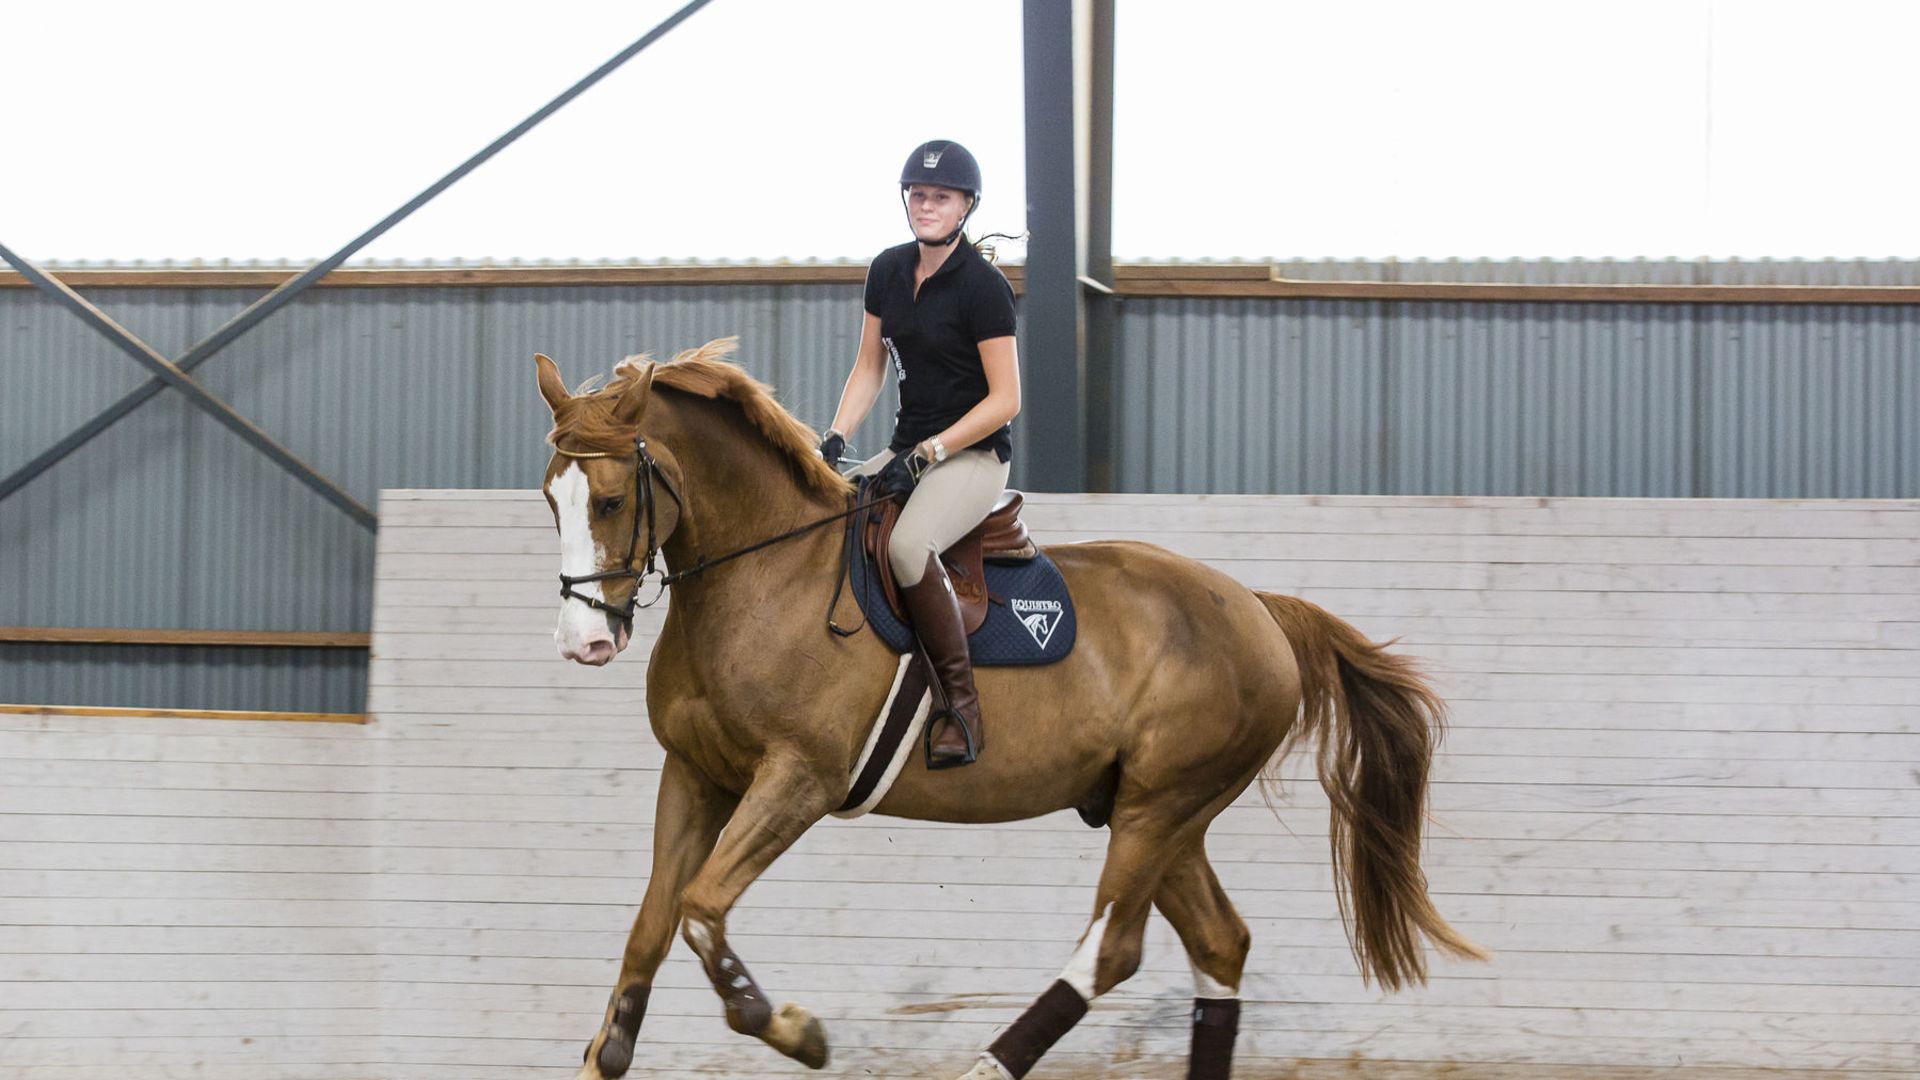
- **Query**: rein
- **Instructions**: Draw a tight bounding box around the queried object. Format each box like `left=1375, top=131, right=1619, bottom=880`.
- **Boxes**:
left=555, top=435, right=896, bottom=623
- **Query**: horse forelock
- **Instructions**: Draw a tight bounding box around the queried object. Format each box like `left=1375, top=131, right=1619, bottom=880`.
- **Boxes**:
left=545, top=338, right=853, bottom=495
left=544, top=397, right=637, bottom=457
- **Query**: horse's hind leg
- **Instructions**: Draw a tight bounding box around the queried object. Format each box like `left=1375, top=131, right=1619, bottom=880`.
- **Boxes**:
left=1155, top=842, right=1252, bottom=1080
left=959, top=805, right=1200, bottom=1080
left=677, top=758, right=839, bottom=1069
left=580, top=753, right=736, bottom=1080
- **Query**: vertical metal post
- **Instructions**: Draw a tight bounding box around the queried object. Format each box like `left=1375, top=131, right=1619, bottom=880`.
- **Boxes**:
left=1022, top=0, right=1087, bottom=491
left=1083, top=0, right=1117, bottom=492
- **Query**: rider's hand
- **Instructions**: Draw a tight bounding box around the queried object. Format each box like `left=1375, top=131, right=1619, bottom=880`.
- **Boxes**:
left=817, top=431, right=846, bottom=469
left=873, top=448, right=928, bottom=499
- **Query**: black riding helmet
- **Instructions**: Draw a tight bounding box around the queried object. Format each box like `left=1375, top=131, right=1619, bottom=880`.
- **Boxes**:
left=899, top=139, right=981, bottom=247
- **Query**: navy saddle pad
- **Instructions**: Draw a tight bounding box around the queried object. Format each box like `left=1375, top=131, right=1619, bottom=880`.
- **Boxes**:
left=844, top=505, right=1077, bottom=667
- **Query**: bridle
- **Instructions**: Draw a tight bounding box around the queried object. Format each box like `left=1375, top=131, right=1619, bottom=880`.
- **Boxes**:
left=553, top=436, right=683, bottom=623
left=553, top=433, right=901, bottom=626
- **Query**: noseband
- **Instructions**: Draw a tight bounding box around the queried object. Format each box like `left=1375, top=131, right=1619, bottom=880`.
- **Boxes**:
left=554, top=436, right=682, bottom=623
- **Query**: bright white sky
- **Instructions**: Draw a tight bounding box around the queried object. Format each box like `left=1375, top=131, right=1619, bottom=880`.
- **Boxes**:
left=6, top=0, right=1918, bottom=262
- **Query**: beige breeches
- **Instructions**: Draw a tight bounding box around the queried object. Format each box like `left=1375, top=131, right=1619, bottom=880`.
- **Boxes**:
left=851, top=448, right=1012, bottom=585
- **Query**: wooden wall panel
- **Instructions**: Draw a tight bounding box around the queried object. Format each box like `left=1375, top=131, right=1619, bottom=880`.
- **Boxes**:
left=0, top=711, right=379, bottom=1079
left=2, top=491, right=1912, bottom=1078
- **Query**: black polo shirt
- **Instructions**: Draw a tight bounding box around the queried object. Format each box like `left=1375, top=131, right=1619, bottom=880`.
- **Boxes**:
left=862, top=240, right=1017, bottom=462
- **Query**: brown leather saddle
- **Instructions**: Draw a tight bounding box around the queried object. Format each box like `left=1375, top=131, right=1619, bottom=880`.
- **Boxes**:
left=862, top=489, right=1038, bottom=634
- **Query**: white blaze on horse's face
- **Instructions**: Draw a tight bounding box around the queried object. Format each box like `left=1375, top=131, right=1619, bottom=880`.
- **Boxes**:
left=549, top=461, right=630, bottom=666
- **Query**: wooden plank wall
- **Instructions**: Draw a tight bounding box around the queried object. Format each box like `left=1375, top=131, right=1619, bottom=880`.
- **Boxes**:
left=0, top=710, right=379, bottom=1078
left=5, top=490, right=1915, bottom=1078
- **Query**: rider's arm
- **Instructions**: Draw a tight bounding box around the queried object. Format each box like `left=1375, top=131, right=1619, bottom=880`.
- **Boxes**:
left=921, top=335, right=1020, bottom=458
left=828, top=312, right=888, bottom=437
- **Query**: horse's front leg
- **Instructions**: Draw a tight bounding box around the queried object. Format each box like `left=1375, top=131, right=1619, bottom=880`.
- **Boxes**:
left=580, top=752, right=736, bottom=1080
left=679, top=755, right=839, bottom=1070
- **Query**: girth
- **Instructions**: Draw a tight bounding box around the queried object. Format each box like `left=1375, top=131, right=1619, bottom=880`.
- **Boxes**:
left=862, top=489, right=1037, bottom=634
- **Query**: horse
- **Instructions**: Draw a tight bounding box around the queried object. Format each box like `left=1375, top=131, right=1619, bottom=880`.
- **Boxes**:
left=536, top=338, right=1485, bottom=1080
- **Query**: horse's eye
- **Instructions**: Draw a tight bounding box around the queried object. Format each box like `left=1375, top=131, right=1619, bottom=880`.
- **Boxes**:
left=599, top=496, right=626, bottom=516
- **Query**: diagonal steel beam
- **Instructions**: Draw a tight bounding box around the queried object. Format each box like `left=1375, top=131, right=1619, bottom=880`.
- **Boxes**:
left=0, top=243, right=377, bottom=529
left=0, top=0, right=717, bottom=510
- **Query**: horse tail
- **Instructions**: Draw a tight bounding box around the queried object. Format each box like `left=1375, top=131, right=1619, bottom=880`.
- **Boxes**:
left=1255, top=591, right=1489, bottom=991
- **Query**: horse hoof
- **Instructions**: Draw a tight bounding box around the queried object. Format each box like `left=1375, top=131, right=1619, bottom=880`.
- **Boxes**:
left=955, top=1053, right=1015, bottom=1080
left=795, top=1011, right=829, bottom=1070
left=770, top=1001, right=830, bottom=1070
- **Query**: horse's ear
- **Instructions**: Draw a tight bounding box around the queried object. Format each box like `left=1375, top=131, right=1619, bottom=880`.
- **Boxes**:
left=535, top=353, right=569, bottom=415
left=612, top=361, right=656, bottom=427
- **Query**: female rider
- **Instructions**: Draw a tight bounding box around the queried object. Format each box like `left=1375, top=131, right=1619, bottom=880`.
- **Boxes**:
left=817, top=139, right=1020, bottom=770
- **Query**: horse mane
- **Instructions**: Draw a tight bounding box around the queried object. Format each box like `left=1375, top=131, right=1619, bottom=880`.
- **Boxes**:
left=546, top=337, right=854, bottom=496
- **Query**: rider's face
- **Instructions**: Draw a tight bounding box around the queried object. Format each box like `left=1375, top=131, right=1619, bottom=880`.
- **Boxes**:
left=906, top=184, right=970, bottom=242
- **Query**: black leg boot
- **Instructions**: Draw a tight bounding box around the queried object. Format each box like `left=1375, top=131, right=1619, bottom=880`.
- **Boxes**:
left=899, top=554, right=983, bottom=769
left=1188, top=997, right=1240, bottom=1079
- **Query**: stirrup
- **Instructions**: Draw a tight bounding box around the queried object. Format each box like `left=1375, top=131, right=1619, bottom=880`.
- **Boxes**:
left=924, top=707, right=980, bottom=770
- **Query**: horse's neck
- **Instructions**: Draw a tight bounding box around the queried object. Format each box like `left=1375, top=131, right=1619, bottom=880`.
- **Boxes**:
left=653, top=397, right=842, bottom=599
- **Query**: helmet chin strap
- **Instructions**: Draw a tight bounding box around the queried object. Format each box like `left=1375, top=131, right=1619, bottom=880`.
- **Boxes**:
left=902, top=192, right=979, bottom=247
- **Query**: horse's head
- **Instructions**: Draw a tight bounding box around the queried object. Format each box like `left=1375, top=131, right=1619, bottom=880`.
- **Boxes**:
left=536, top=352, right=688, bottom=666
left=537, top=338, right=853, bottom=665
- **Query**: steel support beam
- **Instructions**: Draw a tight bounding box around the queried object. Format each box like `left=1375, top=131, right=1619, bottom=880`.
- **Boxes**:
left=1021, top=0, right=1084, bottom=491
left=0, top=242, right=377, bottom=529
left=1083, top=0, right=1116, bottom=492
left=0, top=0, right=716, bottom=514
left=1020, top=0, right=1115, bottom=492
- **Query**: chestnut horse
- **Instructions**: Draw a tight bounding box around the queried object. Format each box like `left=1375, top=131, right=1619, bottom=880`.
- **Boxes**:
left=538, top=339, right=1483, bottom=1080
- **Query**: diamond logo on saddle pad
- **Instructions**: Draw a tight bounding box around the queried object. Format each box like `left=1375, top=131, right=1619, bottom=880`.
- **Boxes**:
left=1011, top=597, right=1063, bottom=650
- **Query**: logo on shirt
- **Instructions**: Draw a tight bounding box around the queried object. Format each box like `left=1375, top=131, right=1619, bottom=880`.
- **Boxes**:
left=882, top=336, right=905, bottom=383
left=922, top=149, right=944, bottom=169
left=1010, top=598, right=1063, bottom=650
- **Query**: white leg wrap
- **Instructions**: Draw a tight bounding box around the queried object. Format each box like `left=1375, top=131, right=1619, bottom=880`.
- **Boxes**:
left=1058, top=903, right=1112, bottom=1001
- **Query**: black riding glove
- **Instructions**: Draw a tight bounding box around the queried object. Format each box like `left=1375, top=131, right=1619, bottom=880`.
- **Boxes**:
left=817, top=431, right=846, bottom=469
left=873, top=447, right=929, bottom=499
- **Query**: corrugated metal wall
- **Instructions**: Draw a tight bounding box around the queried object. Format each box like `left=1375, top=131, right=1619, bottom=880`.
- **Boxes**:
left=1112, top=259, right=1919, bottom=495
left=1131, top=298, right=1917, bottom=498
left=1, top=283, right=884, bottom=712
left=4, top=260, right=1917, bottom=711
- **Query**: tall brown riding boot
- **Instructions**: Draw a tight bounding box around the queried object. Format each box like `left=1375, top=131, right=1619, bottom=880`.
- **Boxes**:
left=899, top=554, right=983, bottom=769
